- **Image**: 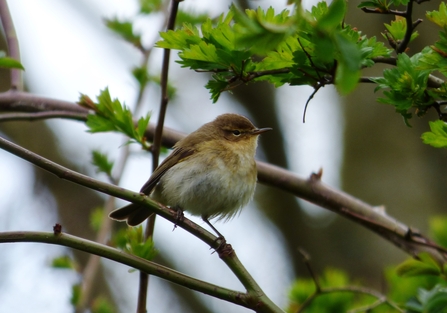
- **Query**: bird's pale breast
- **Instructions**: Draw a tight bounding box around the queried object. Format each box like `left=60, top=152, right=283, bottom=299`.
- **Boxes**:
left=152, top=143, right=257, bottom=220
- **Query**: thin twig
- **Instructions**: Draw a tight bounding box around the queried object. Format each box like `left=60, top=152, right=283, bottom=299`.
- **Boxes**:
left=138, top=1, right=182, bottom=312
left=0, top=111, right=87, bottom=121
left=302, top=84, right=321, bottom=123
left=397, top=0, right=415, bottom=54
left=296, top=253, right=403, bottom=313
left=0, top=0, right=22, bottom=90
left=361, top=7, right=407, bottom=17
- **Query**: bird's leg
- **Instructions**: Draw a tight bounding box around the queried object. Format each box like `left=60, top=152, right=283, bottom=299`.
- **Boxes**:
left=202, top=216, right=227, bottom=251
left=172, top=206, right=184, bottom=231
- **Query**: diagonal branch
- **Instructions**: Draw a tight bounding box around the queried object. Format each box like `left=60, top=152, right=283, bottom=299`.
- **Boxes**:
left=0, top=134, right=284, bottom=313
left=0, top=92, right=446, bottom=263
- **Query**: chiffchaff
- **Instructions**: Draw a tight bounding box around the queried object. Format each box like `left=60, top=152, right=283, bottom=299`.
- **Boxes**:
left=109, top=113, right=271, bottom=236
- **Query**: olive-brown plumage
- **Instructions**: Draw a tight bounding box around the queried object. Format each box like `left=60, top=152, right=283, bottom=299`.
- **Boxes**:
left=109, top=113, right=271, bottom=232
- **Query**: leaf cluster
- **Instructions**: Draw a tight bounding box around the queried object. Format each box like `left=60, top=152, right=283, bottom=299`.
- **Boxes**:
left=79, top=88, right=151, bottom=149
left=287, top=216, right=447, bottom=312
left=157, top=0, right=393, bottom=102
left=112, top=226, right=157, bottom=261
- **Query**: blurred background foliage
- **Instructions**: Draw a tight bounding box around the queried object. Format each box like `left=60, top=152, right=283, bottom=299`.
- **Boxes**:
left=1, top=0, right=447, bottom=312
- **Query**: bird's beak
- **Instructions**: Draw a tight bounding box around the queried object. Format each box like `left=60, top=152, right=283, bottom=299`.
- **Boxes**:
left=252, top=127, right=272, bottom=135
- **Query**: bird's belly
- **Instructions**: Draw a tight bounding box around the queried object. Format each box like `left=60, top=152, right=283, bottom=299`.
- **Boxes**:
left=154, top=157, right=256, bottom=220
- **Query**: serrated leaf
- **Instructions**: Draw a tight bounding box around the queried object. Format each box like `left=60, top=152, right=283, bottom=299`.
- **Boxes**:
left=206, top=78, right=229, bottom=103
left=384, top=16, right=419, bottom=43
left=91, top=150, right=114, bottom=176
left=86, top=114, right=117, bottom=133
left=114, top=226, right=157, bottom=261
left=427, top=2, right=447, bottom=28
left=137, top=114, right=150, bottom=139
left=105, top=18, right=142, bottom=49
left=157, top=23, right=202, bottom=50
left=422, top=120, right=447, bottom=148
left=318, top=0, right=346, bottom=30
left=82, top=88, right=151, bottom=147
left=232, top=5, right=295, bottom=54
left=176, top=10, right=209, bottom=27
left=407, top=285, right=447, bottom=312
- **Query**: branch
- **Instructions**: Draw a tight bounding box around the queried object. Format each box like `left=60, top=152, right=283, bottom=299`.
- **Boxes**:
left=397, top=0, right=415, bottom=54
left=0, top=134, right=284, bottom=313
left=0, top=93, right=446, bottom=263
left=360, top=7, right=407, bottom=17
left=139, top=1, right=182, bottom=311
left=0, top=231, right=257, bottom=310
left=0, top=0, right=22, bottom=90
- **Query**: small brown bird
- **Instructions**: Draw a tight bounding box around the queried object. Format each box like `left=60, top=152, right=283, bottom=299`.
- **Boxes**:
left=109, top=113, right=271, bottom=235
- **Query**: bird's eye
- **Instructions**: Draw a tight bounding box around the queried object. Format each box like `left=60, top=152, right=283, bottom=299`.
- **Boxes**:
left=232, top=130, right=241, bottom=136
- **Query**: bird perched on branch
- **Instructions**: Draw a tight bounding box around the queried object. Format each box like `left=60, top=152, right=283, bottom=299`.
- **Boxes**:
left=109, top=113, right=271, bottom=237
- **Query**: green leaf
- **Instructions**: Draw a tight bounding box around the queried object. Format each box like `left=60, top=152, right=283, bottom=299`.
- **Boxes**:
left=175, top=9, right=209, bottom=27
left=71, top=284, right=82, bottom=306
left=232, top=5, right=295, bottom=55
left=114, top=226, right=157, bottom=261
left=205, top=78, right=229, bottom=103
left=137, top=114, right=150, bottom=139
left=91, top=150, right=114, bottom=176
left=372, top=53, right=431, bottom=121
left=333, top=32, right=361, bottom=94
left=396, top=253, right=442, bottom=277
left=421, top=120, right=447, bottom=148
left=156, top=23, right=202, bottom=50
left=139, top=0, right=162, bottom=15
left=92, top=296, right=115, bottom=313
left=132, top=66, right=150, bottom=89
left=429, top=216, right=447, bottom=248
left=51, top=255, right=78, bottom=270
left=105, top=18, right=142, bottom=49
left=90, top=206, right=105, bottom=232
left=427, top=2, right=447, bottom=28
left=0, top=56, right=24, bottom=70
left=82, top=88, right=151, bottom=147
left=384, top=16, right=418, bottom=43
left=318, top=0, right=346, bottom=30
left=288, top=268, right=354, bottom=312
left=406, top=285, right=447, bottom=312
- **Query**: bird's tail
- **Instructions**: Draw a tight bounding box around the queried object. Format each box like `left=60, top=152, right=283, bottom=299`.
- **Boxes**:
left=109, top=203, right=154, bottom=226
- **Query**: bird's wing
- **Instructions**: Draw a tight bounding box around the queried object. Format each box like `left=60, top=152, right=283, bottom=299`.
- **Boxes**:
left=139, top=147, right=194, bottom=195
